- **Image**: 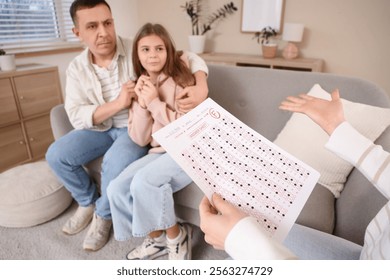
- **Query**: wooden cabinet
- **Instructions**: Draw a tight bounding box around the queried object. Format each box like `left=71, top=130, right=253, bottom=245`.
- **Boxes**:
left=0, top=78, right=20, bottom=125
left=200, top=52, right=324, bottom=72
left=0, top=64, right=63, bottom=172
left=0, top=124, right=29, bottom=170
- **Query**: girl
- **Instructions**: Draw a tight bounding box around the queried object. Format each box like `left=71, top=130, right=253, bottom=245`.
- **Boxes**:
left=107, top=23, right=205, bottom=260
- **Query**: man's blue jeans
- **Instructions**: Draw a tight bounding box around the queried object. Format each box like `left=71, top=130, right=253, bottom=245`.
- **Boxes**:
left=46, top=127, right=148, bottom=220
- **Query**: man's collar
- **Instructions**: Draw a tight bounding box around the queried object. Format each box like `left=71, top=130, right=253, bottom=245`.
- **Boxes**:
left=115, top=36, right=126, bottom=58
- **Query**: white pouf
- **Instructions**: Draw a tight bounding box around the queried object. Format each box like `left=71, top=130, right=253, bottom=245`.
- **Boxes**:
left=0, top=161, right=73, bottom=228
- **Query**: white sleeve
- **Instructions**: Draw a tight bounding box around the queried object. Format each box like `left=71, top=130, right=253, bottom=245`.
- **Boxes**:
left=184, top=51, right=209, bottom=76
left=65, top=67, right=98, bottom=130
left=225, top=217, right=298, bottom=260
left=325, top=122, right=390, bottom=198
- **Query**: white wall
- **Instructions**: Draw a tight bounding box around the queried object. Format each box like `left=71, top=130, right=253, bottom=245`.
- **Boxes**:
left=14, top=0, right=390, bottom=99
left=110, top=0, right=138, bottom=38
left=137, top=0, right=390, bottom=98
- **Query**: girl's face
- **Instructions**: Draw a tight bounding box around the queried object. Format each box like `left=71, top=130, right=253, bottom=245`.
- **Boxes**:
left=137, top=34, right=167, bottom=77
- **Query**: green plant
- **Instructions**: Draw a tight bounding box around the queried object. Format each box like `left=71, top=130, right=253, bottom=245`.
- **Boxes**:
left=253, top=26, right=278, bottom=45
left=0, top=49, right=6, bottom=55
left=182, top=0, right=238, bottom=35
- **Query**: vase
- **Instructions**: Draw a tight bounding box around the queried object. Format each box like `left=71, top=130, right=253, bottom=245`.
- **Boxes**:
left=282, top=42, right=299, bottom=59
left=261, top=44, right=277, bottom=59
left=188, top=35, right=206, bottom=54
left=0, top=54, right=16, bottom=71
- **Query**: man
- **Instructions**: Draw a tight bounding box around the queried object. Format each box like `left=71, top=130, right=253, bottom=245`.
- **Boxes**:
left=46, top=0, right=208, bottom=252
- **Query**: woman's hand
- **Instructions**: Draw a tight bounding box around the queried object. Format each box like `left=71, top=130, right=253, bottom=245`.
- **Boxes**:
left=279, top=89, right=346, bottom=135
left=199, top=193, right=248, bottom=250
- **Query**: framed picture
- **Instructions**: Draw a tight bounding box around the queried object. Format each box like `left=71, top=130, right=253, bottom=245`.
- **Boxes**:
left=241, top=0, right=284, bottom=32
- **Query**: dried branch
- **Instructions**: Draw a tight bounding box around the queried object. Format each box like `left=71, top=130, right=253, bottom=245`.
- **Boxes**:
left=201, top=2, right=238, bottom=35
left=182, top=1, right=238, bottom=35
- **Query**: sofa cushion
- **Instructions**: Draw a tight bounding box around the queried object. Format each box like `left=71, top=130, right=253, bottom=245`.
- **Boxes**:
left=296, top=183, right=335, bottom=234
left=0, top=161, right=73, bottom=228
left=274, top=84, right=390, bottom=197
left=333, top=126, right=390, bottom=245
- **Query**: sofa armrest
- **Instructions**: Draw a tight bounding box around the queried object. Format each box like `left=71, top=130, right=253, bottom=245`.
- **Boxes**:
left=50, top=104, right=74, bottom=140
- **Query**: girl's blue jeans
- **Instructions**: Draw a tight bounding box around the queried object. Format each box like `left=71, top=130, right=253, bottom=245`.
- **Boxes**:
left=107, top=152, right=192, bottom=240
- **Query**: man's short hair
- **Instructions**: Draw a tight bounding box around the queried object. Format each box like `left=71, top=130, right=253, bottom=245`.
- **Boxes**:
left=70, top=0, right=111, bottom=26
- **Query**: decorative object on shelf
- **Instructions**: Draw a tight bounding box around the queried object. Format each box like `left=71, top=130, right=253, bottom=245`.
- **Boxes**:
left=188, top=35, right=207, bottom=54
left=282, top=23, right=304, bottom=59
left=0, top=49, right=16, bottom=71
left=181, top=0, right=238, bottom=53
left=253, top=26, right=279, bottom=59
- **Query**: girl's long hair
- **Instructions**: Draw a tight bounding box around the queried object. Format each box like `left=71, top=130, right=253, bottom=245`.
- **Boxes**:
left=132, top=23, right=195, bottom=88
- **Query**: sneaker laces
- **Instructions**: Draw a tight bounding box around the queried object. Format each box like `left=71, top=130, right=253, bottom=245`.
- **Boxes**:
left=167, top=232, right=188, bottom=251
left=135, top=237, right=156, bottom=255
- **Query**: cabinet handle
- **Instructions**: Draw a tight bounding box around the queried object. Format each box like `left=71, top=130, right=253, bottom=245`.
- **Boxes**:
left=19, top=141, right=25, bottom=145
left=20, top=96, right=24, bottom=100
left=29, top=137, right=35, bottom=142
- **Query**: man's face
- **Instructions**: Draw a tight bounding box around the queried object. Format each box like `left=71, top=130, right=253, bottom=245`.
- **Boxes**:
left=72, top=4, right=116, bottom=61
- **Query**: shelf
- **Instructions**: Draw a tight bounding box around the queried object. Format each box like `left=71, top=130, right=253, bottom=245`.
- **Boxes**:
left=199, top=52, right=324, bottom=72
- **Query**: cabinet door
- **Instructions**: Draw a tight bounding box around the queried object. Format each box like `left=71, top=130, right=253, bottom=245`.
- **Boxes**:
left=0, top=124, right=29, bottom=172
left=14, top=71, right=62, bottom=118
left=24, top=114, right=54, bottom=159
left=0, top=78, right=19, bottom=126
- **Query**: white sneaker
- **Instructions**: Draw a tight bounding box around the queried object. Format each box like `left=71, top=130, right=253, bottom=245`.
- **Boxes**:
left=167, top=223, right=192, bottom=260
left=62, top=204, right=94, bottom=235
left=83, top=213, right=112, bottom=251
left=126, top=236, right=168, bottom=260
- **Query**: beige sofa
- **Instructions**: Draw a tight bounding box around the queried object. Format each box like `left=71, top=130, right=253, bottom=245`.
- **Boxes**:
left=50, top=64, right=390, bottom=247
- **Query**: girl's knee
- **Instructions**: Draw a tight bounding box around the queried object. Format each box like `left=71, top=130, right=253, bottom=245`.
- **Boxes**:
left=106, top=180, right=122, bottom=202
left=131, top=171, right=164, bottom=199
left=129, top=173, right=148, bottom=197
left=106, top=182, right=114, bottom=201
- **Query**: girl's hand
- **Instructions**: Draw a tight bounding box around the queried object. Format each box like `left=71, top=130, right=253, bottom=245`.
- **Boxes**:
left=134, top=77, right=146, bottom=109
left=135, top=75, right=159, bottom=108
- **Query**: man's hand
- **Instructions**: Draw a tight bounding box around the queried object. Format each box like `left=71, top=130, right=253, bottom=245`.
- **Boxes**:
left=117, top=80, right=136, bottom=109
left=199, top=194, right=248, bottom=250
left=92, top=80, right=136, bottom=125
left=176, top=71, right=208, bottom=113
